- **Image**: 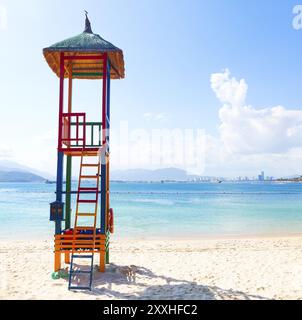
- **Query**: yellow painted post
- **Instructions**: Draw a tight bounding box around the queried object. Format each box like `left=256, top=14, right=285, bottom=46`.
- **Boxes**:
left=99, top=252, right=105, bottom=272
left=54, top=251, right=61, bottom=272
left=64, top=252, right=70, bottom=264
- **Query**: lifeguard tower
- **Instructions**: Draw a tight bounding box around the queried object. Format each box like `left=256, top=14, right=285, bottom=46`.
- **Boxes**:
left=43, top=13, right=125, bottom=290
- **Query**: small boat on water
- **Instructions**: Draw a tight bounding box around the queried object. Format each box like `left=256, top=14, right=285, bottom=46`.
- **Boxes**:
left=45, top=180, right=56, bottom=184
left=45, top=180, right=66, bottom=184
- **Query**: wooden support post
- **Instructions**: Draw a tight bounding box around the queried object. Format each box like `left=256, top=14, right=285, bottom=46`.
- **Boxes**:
left=65, top=155, right=72, bottom=229
left=54, top=52, right=65, bottom=271
left=65, top=66, right=72, bottom=264
left=65, top=63, right=73, bottom=229
left=106, top=62, right=111, bottom=266
left=106, top=156, right=109, bottom=233
left=68, top=65, right=73, bottom=113
left=64, top=252, right=70, bottom=264
left=100, top=162, right=106, bottom=234
left=102, top=53, right=107, bottom=145
left=55, top=152, right=64, bottom=235
left=106, top=248, right=109, bottom=264
left=99, top=252, right=105, bottom=272
left=100, top=54, right=108, bottom=235
left=54, top=251, right=61, bottom=272
left=58, top=52, right=65, bottom=150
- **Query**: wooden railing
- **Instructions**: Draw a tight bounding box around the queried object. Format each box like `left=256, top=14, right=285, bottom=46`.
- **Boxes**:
left=59, top=112, right=102, bottom=152
left=70, top=122, right=102, bottom=147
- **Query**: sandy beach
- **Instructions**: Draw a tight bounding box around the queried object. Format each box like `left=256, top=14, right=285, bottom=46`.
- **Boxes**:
left=1, top=236, right=302, bottom=300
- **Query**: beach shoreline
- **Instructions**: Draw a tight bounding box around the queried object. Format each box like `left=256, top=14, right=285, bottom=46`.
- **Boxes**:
left=3, top=231, right=302, bottom=242
left=1, top=236, right=302, bottom=300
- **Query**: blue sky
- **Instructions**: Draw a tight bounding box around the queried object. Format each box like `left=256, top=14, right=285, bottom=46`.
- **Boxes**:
left=1, top=0, right=302, bottom=177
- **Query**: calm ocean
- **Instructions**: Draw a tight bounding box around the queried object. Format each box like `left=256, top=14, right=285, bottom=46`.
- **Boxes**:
left=0, top=181, right=302, bottom=239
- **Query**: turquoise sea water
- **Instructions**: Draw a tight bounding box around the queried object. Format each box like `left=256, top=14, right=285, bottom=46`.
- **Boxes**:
left=0, top=182, right=302, bottom=239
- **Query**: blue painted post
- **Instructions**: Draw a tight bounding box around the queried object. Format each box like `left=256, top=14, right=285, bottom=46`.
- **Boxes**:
left=107, top=62, right=111, bottom=134
left=106, top=62, right=111, bottom=264
left=55, top=151, right=64, bottom=234
left=100, top=56, right=108, bottom=234
left=101, top=162, right=106, bottom=234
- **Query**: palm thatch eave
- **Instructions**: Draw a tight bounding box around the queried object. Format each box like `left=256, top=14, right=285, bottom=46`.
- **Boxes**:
left=43, top=22, right=125, bottom=79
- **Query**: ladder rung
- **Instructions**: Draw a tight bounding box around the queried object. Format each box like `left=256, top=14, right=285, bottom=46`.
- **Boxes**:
left=75, top=227, right=95, bottom=230
left=77, top=213, right=96, bottom=217
left=69, top=286, right=91, bottom=290
left=70, top=270, right=92, bottom=274
left=82, top=164, right=100, bottom=167
left=80, top=175, right=98, bottom=179
left=79, top=187, right=98, bottom=191
left=72, top=255, right=93, bottom=259
left=77, top=199, right=97, bottom=203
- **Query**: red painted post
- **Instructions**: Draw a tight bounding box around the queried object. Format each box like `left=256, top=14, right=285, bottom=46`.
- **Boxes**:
left=102, top=53, right=108, bottom=145
left=76, top=115, right=79, bottom=145
left=83, top=113, right=86, bottom=148
left=58, top=52, right=65, bottom=151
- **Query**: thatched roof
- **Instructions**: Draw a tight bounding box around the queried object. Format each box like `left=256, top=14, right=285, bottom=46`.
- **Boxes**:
left=43, top=14, right=125, bottom=79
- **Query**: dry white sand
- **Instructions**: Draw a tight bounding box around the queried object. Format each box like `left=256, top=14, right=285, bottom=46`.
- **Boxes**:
left=1, top=236, right=302, bottom=300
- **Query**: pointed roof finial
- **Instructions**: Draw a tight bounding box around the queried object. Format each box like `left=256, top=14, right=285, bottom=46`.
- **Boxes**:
left=84, top=10, right=93, bottom=33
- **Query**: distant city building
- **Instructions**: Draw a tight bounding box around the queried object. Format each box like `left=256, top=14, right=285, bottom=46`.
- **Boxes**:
left=258, top=171, right=265, bottom=181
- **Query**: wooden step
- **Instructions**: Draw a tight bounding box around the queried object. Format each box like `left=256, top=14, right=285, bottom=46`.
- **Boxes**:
left=77, top=199, right=97, bottom=203
left=77, top=213, right=96, bottom=217
left=82, top=164, right=100, bottom=167
left=70, top=270, right=92, bottom=274
left=72, top=255, right=94, bottom=259
left=78, top=187, right=99, bottom=191
left=80, top=175, right=98, bottom=179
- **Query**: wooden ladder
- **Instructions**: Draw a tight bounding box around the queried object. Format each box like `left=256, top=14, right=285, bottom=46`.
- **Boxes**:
left=68, top=149, right=101, bottom=290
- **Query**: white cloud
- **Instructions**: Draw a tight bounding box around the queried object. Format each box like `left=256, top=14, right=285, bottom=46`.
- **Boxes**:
left=211, top=69, right=302, bottom=155
left=211, top=69, right=248, bottom=108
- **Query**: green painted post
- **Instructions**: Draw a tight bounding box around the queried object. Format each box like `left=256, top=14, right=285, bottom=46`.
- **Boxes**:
left=65, top=155, right=72, bottom=229
left=106, top=248, right=109, bottom=264
left=105, top=232, right=110, bottom=264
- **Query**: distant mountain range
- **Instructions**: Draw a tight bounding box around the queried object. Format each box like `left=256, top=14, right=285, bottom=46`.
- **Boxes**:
left=1, top=160, right=298, bottom=183
left=0, top=161, right=194, bottom=183
left=0, top=161, right=192, bottom=183
left=0, top=160, right=49, bottom=182
left=0, top=171, right=45, bottom=182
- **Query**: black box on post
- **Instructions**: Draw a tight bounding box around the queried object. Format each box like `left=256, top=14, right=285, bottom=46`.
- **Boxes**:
left=50, top=201, right=65, bottom=221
